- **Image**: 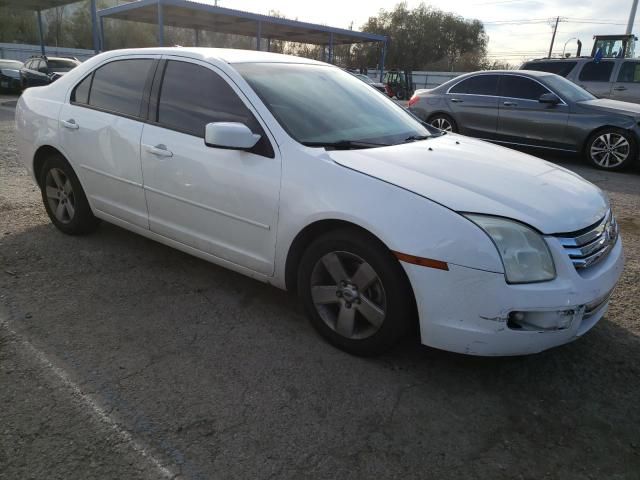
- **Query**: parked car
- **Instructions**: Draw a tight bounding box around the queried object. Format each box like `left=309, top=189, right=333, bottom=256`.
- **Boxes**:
left=0, top=59, right=23, bottom=93
left=352, top=73, right=387, bottom=94
left=409, top=70, right=640, bottom=170
left=20, top=55, right=80, bottom=89
left=521, top=57, right=640, bottom=103
left=15, top=48, right=623, bottom=356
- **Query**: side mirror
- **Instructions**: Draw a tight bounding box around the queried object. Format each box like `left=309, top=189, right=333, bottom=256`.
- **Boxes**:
left=205, top=122, right=261, bottom=150
left=539, top=92, right=561, bottom=105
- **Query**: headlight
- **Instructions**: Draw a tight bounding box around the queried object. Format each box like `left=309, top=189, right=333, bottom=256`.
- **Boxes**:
left=464, top=214, right=556, bottom=284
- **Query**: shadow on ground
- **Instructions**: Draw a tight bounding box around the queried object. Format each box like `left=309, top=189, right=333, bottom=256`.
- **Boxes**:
left=2, top=219, right=639, bottom=479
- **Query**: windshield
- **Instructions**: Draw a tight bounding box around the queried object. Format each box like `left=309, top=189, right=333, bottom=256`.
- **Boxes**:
left=235, top=63, right=432, bottom=147
left=0, top=60, right=23, bottom=69
left=48, top=59, right=79, bottom=73
left=543, top=74, right=596, bottom=102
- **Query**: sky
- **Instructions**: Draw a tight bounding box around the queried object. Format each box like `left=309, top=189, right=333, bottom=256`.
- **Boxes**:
left=206, top=0, right=640, bottom=64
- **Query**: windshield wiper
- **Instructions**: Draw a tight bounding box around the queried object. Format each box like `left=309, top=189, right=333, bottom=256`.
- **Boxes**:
left=403, top=134, right=432, bottom=143
left=301, top=139, right=390, bottom=150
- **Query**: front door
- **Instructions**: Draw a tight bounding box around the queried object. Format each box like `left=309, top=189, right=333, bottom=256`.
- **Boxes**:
left=140, top=58, right=281, bottom=275
left=58, top=57, right=158, bottom=228
left=444, top=74, right=500, bottom=139
left=496, top=75, right=571, bottom=150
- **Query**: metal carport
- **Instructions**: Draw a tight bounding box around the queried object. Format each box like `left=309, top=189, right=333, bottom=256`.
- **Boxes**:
left=0, top=0, right=101, bottom=56
left=97, top=0, right=388, bottom=80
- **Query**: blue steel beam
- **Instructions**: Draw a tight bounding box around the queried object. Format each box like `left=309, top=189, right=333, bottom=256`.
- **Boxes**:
left=91, top=0, right=100, bottom=53
left=328, top=32, right=334, bottom=63
left=36, top=10, right=45, bottom=56
left=379, top=39, right=387, bottom=82
left=157, top=0, right=164, bottom=47
left=99, top=16, right=105, bottom=50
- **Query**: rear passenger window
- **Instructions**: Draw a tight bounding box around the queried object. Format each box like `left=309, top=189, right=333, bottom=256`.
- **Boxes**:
left=579, top=61, right=614, bottom=82
left=521, top=61, right=576, bottom=77
left=499, top=76, right=549, bottom=100
left=156, top=60, right=273, bottom=157
left=89, top=59, right=154, bottom=117
left=449, top=75, right=499, bottom=95
left=617, top=62, right=640, bottom=82
left=72, top=74, right=92, bottom=104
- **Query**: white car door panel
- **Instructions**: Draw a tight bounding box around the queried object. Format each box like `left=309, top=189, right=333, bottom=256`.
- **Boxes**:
left=141, top=125, right=280, bottom=274
left=140, top=58, right=281, bottom=275
left=59, top=105, right=148, bottom=227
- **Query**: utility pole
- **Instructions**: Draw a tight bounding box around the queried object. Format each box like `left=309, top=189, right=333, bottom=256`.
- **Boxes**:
left=548, top=16, right=560, bottom=58
left=626, top=0, right=639, bottom=34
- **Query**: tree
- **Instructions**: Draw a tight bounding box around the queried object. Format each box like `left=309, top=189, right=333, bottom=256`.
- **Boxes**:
left=44, top=6, right=68, bottom=47
left=353, top=2, right=488, bottom=71
left=0, top=8, right=39, bottom=44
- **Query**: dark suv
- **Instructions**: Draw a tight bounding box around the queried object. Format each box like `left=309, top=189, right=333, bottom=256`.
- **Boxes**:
left=20, top=56, right=80, bottom=89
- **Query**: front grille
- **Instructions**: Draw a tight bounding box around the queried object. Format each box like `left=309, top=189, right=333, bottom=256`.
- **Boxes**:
left=555, top=210, right=618, bottom=270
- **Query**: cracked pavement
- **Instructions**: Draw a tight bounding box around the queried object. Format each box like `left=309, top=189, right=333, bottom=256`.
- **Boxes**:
left=1, top=94, right=639, bottom=479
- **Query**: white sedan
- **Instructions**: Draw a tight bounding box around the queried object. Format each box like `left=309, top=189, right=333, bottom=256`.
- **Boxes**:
left=15, top=47, right=624, bottom=356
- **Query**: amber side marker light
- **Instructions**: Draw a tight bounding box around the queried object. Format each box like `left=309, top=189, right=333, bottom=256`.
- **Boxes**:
left=393, top=251, right=449, bottom=271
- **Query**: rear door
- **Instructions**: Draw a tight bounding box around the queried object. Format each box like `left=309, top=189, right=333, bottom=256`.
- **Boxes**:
left=576, top=60, right=615, bottom=98
left=59, top=56, right=158, bottom=228
left=445, top=74, right=500, bottom=139
left=496, top=74, right=571, bottom=150
left=610, top=60, right=640, bottom=103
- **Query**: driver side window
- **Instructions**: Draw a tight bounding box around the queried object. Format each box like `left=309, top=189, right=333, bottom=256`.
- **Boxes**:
left=155, top=60, right=273, bottom=157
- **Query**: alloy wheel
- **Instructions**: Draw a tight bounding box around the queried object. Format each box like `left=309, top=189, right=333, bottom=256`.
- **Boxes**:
left=430, top=117, right=453, bottom=132
left=590, top=133, right=630, bottom=168
left=45, top=167, right=76, bottom=224
left=310, top=251, right=387, bottom=340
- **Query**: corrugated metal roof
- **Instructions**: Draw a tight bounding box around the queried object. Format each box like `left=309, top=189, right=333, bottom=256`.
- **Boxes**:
left=98, top=0, right=386, bottom=45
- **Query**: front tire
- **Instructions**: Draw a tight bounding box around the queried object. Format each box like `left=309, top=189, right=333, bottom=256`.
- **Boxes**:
left=39, top=154, right=100, bottom=235
left=585, top=128, right=637, bottom=170
left=298, top=228, right=415, bottom=356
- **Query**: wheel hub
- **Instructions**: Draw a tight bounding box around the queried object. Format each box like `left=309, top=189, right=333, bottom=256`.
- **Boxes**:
left=338, top=282, right=360, bottom=304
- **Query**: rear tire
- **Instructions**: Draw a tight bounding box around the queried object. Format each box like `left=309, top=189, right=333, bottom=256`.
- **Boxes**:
left=297, top=228, right=415, bottom=356
left=39, top=154, right=100, bottom=235
left=428, top=113, right=457, bottom=133
left=585, top=128, right=637, bottom=171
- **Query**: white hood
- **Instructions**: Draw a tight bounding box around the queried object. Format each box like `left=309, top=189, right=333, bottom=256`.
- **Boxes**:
left=329, top=134, right=608, bottom=234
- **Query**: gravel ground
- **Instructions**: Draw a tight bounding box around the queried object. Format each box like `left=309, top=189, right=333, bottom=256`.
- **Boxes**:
left=1, top=95, right=639, bottom=479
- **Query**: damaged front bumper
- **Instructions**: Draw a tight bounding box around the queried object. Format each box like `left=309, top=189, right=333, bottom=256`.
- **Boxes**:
left=402, top=236, right=624, bottom=356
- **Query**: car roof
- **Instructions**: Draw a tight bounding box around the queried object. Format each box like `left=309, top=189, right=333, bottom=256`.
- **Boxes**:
left=97, top=47, right=325, bottom=65
left=466, top=69, right=554, bottom=77
left=446, top=70, right=556, bottom=83
left=522, top=57, right=593, bottom=64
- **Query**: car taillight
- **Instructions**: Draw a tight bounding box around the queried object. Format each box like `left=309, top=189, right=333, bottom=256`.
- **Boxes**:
left=408, top=95, right=419, bottom=107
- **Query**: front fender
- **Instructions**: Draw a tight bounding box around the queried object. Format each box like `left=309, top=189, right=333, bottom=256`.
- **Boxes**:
left=273, top=145, right=503, bottom=289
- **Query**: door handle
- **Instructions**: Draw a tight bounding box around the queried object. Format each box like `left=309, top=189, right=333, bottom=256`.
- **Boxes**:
left=613, top=86, right=627, bottom=91
left=61, top=119, right=79, bottom=130
left=503, top=101, right=518, bottom=107
left=144, top=144, right=173, bottom=158
left=450, top=98, right=463, bottom=103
